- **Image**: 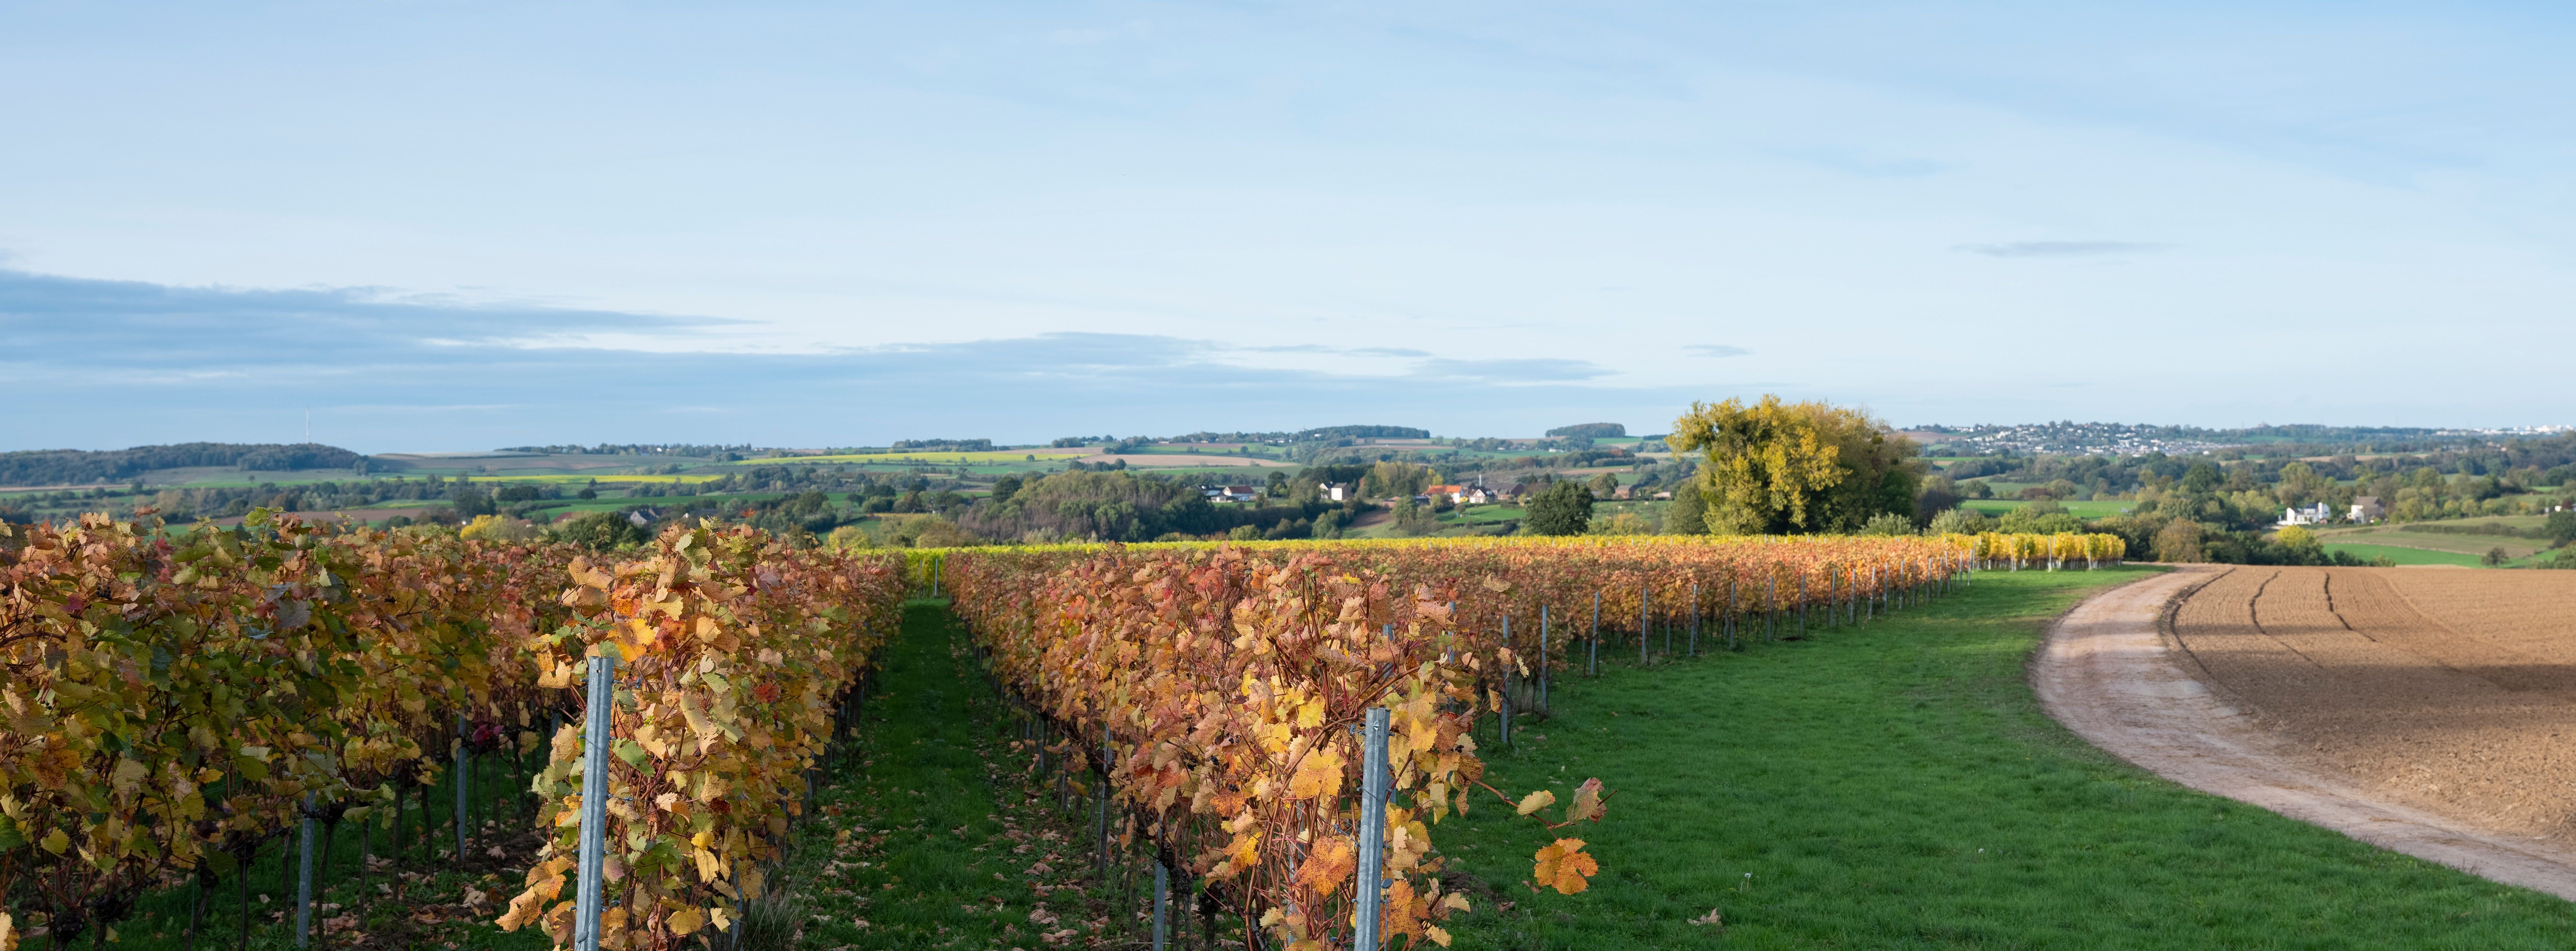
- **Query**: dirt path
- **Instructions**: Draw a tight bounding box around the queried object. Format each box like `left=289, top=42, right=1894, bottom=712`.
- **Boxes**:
left=2033, top=568, right=2576, bottom=901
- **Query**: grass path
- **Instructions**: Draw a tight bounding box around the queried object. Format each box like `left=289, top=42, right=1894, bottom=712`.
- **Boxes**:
left=779, top=600, right=1150, bottom=951
left=1430, top=566, right=2576, bottom=949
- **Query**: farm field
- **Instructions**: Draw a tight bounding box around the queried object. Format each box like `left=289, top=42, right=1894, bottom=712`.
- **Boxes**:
left=1960, top=498, right=2134, bottom=518
left=740, top=449, right=1088, bottom=465
left=2313, top=526, right=2553, bottom=561
left=1426, top=566, right=2576, bottom=948
left=2320, top=543, right=2485, bottom=567
left=2171, top=567, right=2576, bottom=846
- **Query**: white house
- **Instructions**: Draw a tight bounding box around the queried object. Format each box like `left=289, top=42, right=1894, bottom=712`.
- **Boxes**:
left=2350, top=496, right=2385, bottom=523
left=1320, top=482, right=1353, bottom=502
left=2278, top=502, right=2333, bottom=526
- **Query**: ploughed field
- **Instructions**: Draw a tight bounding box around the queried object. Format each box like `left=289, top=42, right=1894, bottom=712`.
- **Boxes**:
left=2173, top=567, right=2576, bottom=840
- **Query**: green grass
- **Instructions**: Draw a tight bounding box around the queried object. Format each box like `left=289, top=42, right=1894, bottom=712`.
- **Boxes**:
left=1430, top=566, right=2576, bottom=948
left=735, top=450, right=1089, bottom=465
left=98, top=731, right=552, bottom=950
left=1961, top=498, right=2135, bottom=518
left=2309, top=530, right=2545, bottom=560
left=2320, top=543, right=2486, bottom=567
left=1441, top=505, right=1529, bottom=526
left=775, top=601, right=1148, bottom=949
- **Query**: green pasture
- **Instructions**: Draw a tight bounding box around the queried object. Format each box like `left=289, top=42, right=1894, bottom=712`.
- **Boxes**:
left=2312, top=530, right=2547, bottom=560
left=1960, top=498, right=2134, bottom=518
left=2320, top=543, right=2486, bottom=567
left=733, top=449, right=1086, bottom=465
left=1442, top=504, right=1529, bottom=526
left=1433, top=566, right=2576, bottom=948
left=2415, top=513, right=2553, bottom=530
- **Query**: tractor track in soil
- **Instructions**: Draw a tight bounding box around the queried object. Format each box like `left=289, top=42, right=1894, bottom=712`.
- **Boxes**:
left=2033, top=567, right=2576, bottom=902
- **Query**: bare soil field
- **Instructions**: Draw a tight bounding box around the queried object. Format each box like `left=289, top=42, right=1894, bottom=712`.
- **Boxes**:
left=2038, top=568, right=2576, bottom=899
left=2171, top=567, right=2576, bottom=841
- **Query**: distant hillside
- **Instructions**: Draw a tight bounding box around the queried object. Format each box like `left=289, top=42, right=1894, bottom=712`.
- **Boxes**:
left=0, top=443, right=366, bottom=486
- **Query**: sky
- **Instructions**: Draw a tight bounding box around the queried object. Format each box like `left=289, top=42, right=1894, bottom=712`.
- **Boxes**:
left=5, top=1, right=2573, bottom=453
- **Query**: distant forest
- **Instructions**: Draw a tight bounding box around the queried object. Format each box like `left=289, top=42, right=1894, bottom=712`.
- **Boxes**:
left=0, top=443, right=365, bottom=486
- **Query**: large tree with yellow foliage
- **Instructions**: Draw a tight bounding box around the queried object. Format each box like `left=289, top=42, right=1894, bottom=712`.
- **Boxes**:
left=1667, top=395, right=1924, bottom=535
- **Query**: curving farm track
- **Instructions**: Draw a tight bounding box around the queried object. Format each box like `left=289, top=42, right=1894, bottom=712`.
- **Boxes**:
left=2035, top=566, right=2576, bottom=900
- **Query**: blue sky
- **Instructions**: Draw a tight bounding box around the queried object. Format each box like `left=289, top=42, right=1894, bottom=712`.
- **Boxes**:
left=5, top=2, right=2572, bottom=452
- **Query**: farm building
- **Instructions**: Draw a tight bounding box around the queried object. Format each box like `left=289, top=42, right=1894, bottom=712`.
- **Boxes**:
left=2278, top=502, right=2333, bottom=526
left=2349, top=496, right=2385, bottom=523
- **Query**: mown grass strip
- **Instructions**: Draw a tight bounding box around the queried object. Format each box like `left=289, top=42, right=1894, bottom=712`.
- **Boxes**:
left=1436, top=566, right=2576, bottom=949
left=779, top=601, right=1149, bottom=951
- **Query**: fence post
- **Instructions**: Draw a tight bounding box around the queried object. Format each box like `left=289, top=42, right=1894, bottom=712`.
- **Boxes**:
left=1726, top=580, right=1737, bottom=651
left=1539, top=607, right=1550, bottom=713
left=1689, top=584, right=1699, bottom=656
left=455, top=712, right=470, bottom=862
left=1639, top=584, right=1649, bottom=666
left=574, top=646, right=620, bottom=951
left=1354, top=708, right=1391, bottom=951
left=296, top=795, right=315, bottom=948
left=1096, top=725, right=1113, bottom=876
left=1153, top=861, right=1170, bottom=951
left=1588, top=592, right=1600, bottom=677
left=1501, top=615, right=1516, bottom=745
left=1798, top=574, right=1807, bottom=639
left=1766, top=574, right=1777, bottom=643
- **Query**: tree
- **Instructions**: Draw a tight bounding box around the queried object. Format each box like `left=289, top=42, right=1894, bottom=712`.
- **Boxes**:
left=1667, top=395, right=1922, bottom=534
left=1915, top=475, right=1961, bottom=524
left=1925, top=507, right=1988, bottom=536
left=2547, top=510, right=2576, bottom=547
left=1391, top=500, right=1440, bottom=537
left=1859, top=512, right=1915, bottom=536
left=1591, top=511, right=1653, bottom=535
left=451, top=487, right=496, bottom=519
left=1524, top=481, right=1595, bottom=536
left=2179, top=462, right=2222, bottom=495
left=1664, top=481, right=1708, bottom=535
left=1546, top=423, right=1627, bottom=438
left=1358, top=462, right=1436, bottom=500
left=1587, top=472, right=1620, bottom=497
left=554, top=510, right=647, bottom=550
left=2152, top=520, right=2204, bottom=563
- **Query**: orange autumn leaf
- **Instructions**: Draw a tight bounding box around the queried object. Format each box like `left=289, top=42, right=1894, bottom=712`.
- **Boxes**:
left=1533, top=838, right=1600, bottom=895
left=1296, top=837, right=1358, bottom=896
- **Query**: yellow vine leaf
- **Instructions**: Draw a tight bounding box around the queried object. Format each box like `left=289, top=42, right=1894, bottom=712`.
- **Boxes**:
left=1287, top=745, right=1343, bottom=800
left=1514, top=789, right=1555, bottom=816
left=665, top=906, right=706, bottom=936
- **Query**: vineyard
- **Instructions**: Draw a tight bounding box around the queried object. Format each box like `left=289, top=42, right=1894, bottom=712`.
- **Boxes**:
left=0, top=513, right=901, bottom=951
left=0, top=521, right=2124, bottom=950
left=934, top=532, right=2014, bottom=950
